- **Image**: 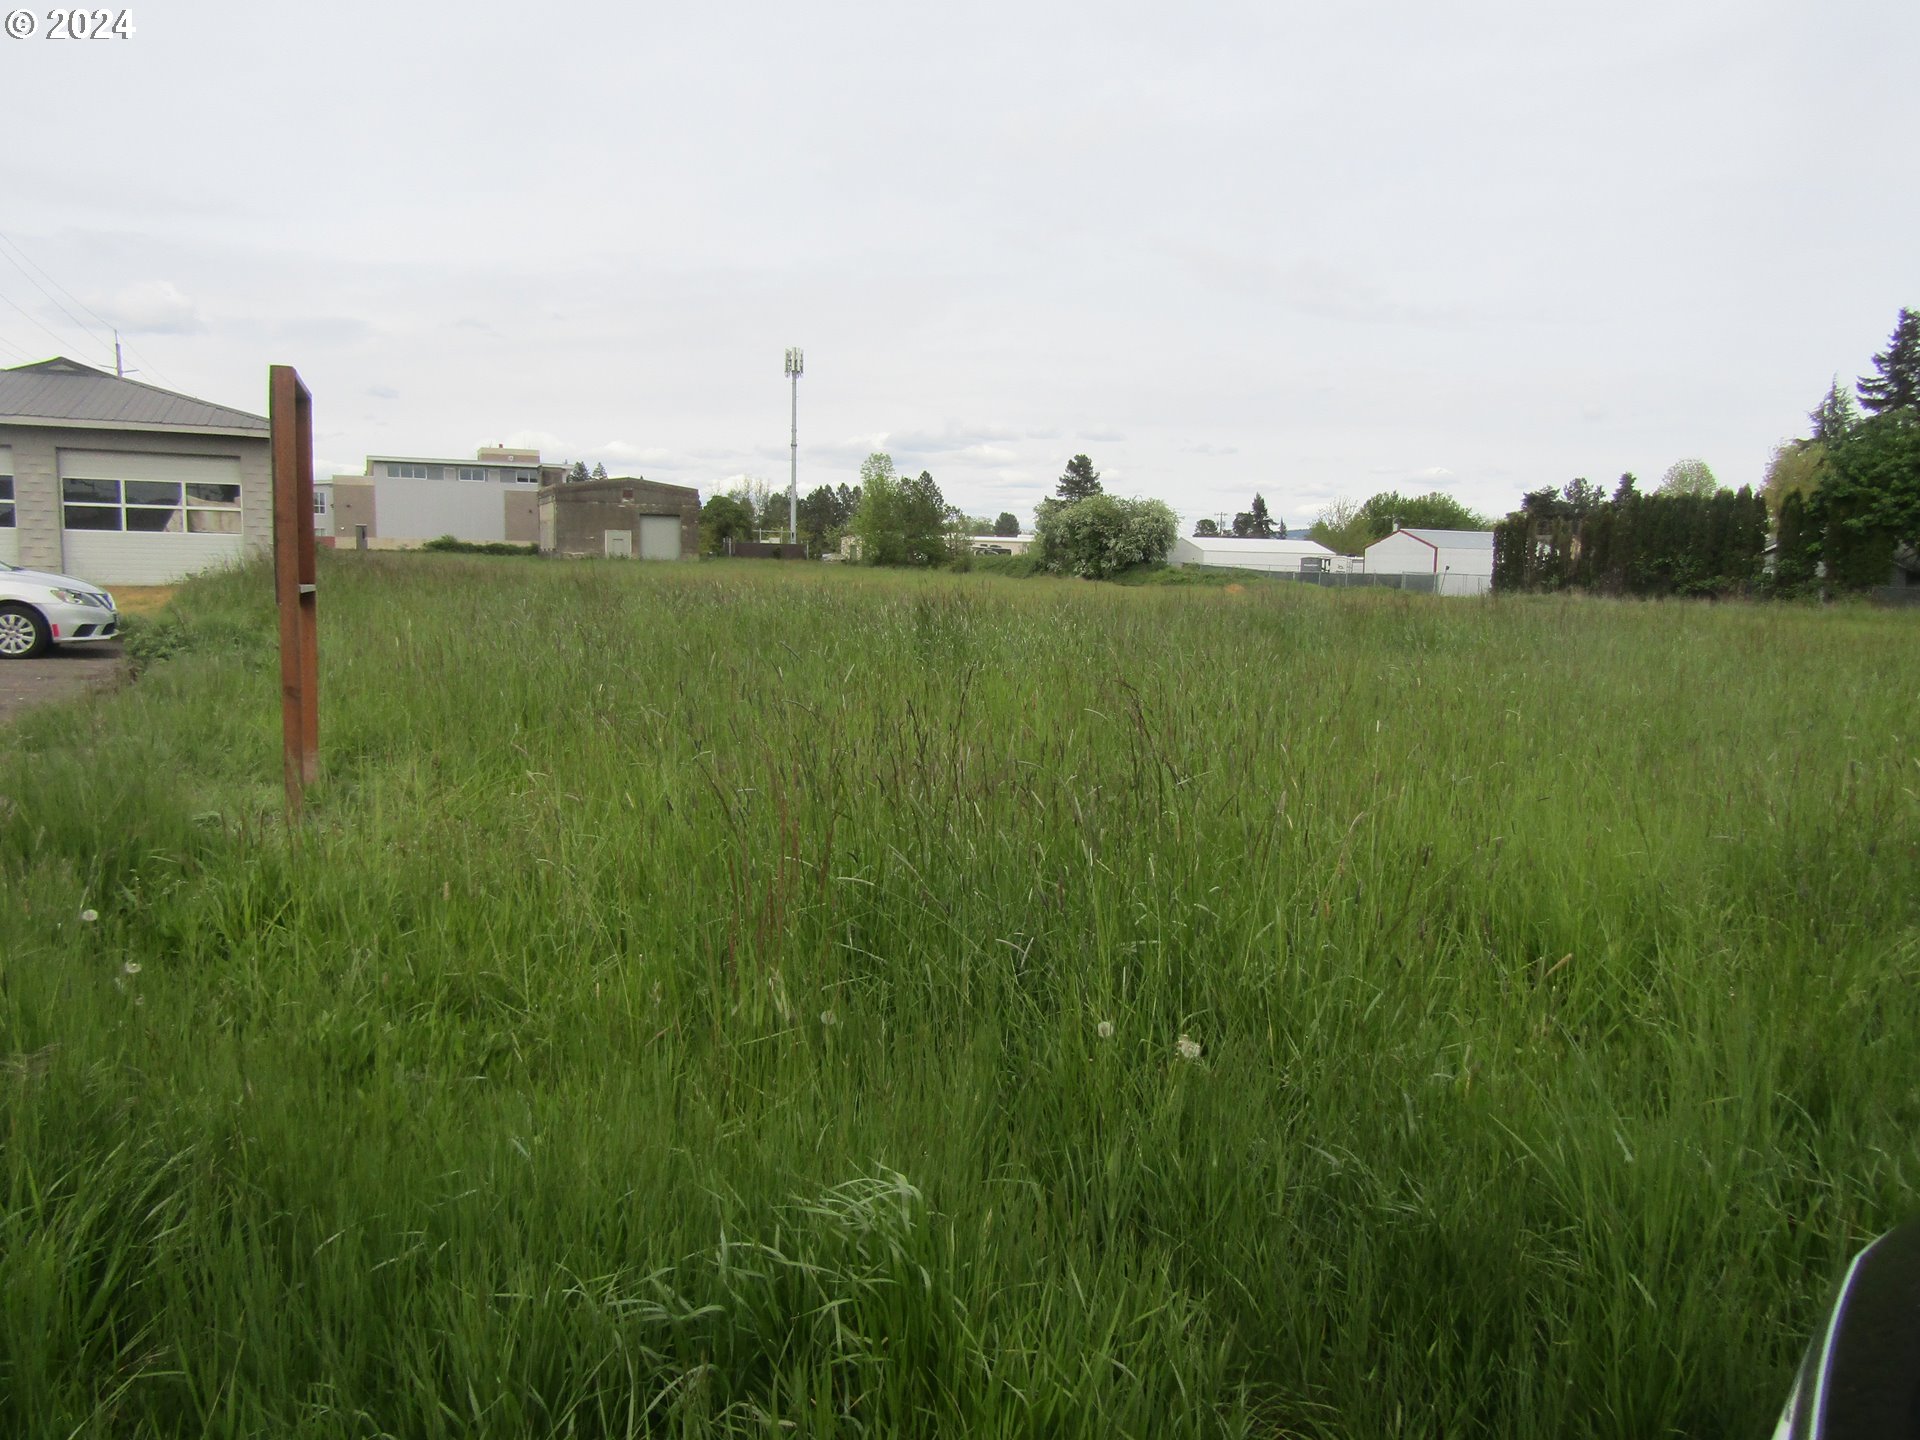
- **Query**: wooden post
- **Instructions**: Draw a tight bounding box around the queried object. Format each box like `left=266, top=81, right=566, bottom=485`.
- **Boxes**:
left=270, top=365, right=319, bottom=818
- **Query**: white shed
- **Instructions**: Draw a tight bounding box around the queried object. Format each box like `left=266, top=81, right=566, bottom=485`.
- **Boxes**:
left=1363, top=528, right=1495, bottom=595
left=1169, top=536, right=1335, bottom=573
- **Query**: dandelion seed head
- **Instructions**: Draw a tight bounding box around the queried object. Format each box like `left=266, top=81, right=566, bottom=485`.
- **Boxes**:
left=123, top=961, right=141, bottom=976
left=79, top=908, right=99, bottom=924
left=1177, top=1034, right=1202, bottom=1062
left=1096, top=1020, right=1114, bottom=1040
left=820, top=1008, right=838, bottom=1027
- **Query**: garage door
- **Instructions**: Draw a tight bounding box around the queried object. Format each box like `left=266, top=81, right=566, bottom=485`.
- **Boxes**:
left=0, top=446, right=17, bottom=566
left=59, top=450, right=245, bottom=585
left=638, top=514, right=679, bottom=560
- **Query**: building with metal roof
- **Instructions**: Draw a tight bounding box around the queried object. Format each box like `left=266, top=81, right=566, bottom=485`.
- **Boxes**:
left=1363, top=527, right=1495, bottom=596
left=1167, top=535, right=1337, bottom=573
left=0, top=358, right=271, bottom=585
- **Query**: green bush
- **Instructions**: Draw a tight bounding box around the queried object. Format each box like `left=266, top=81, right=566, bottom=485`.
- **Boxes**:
left=420, top=536, right=537, bottom=556
left=1032, top=495, right=1179, bottom=579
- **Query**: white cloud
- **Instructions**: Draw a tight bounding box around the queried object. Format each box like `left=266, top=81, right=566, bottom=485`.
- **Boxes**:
left=90, top=280, right=203, bottom=336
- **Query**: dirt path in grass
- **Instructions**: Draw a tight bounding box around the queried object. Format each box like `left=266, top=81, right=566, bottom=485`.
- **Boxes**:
left=0, top=642, right=125, bottom=728
left=0, top=587, right=175, bottom=727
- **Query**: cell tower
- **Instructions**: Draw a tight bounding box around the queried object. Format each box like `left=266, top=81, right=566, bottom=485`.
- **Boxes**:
left=784, top=347, right=804, bottom=546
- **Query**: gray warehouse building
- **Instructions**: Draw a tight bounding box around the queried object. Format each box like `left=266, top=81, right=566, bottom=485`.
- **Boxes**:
left=538, top=477, right=700, bottom=560
left=1, top=357, right=269, bottom=585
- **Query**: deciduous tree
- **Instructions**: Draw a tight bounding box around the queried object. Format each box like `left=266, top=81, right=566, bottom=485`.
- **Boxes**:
left=1033, top=495, right=1177, bottom=579
left=1656, top=459, right=1721, bottom=498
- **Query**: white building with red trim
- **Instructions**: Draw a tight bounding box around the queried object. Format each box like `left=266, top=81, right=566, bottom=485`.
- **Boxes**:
left=1363, top=527, right=1494, bottom=595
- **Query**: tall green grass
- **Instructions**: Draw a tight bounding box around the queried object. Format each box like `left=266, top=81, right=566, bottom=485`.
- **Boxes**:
left=2, top=553, right=1916, bottom=1437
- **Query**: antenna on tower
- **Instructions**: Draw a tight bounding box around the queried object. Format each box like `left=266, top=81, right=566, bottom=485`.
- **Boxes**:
left=114, top=330, right=124, bottom=378
left=784, top=347, right=804, bottom=548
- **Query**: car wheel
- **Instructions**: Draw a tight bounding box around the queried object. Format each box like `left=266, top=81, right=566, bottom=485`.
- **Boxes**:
left=0, top=603, right=51, bottom=659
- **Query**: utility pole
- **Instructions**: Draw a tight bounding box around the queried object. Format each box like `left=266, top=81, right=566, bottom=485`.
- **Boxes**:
left=784, top=347, right=804, bottom=547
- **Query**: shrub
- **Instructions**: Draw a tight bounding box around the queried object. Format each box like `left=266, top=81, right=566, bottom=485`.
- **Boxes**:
left=420, top=536, right=537, bottom=556
left=1032, top=496, right=1178, bottom=580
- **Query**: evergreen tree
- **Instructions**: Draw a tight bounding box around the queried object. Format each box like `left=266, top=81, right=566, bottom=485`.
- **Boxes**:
left=590, top=462, right=608, bottom=480
left=1193, top=518, right=1221, bottom=537
left=567, top=461, right=590, bottom=484
left=1773, top=489, right=1815, bottom=590
left=993, top=512, right=1020, bottom=537
left=1857, top=307, right=1920, bottom=416
left=1562, top=477, right=1607, bottom=518
left=1612, top=473, right=1639, bottom=504
left=1810, top=378, right=1860, bottom=440
left=1056, top=454, right=1102, bottom=502
left=1231, top=493, right=1278, bottom=538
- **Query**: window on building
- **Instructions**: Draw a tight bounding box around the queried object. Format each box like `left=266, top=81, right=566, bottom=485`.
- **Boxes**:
left=312, top=491, right=329, bottom=515
left=0, top=474, right=13, bottom=528
left=61, top=477, right=243, bottom=535
left=386, top=462, right=445, bottom=480
left=457, top=466, right=489, bottom=482
left=514, top=470, right=537, bottom=484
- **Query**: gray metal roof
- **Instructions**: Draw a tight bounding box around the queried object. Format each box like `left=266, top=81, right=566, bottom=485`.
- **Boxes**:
left=0, top=357, right=268, bottom=433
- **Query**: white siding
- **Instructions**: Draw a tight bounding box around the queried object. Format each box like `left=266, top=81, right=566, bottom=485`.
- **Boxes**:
left=1431, top=544, right=1493, bottom=579
left=61, top=531, right=246, bottom=585
left=57, top=451, right=246, bottom=585
left=1170, top=536, right=1334, bottom=572
left=373, top=477, right=508, bottom=543
left=1364, top=532, right=1437, bottom=574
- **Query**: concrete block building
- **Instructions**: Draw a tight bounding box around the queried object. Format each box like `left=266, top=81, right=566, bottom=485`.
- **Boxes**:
left=0, top=357, right=270, bottom=584
left=538, top=477, right=700, bottom=559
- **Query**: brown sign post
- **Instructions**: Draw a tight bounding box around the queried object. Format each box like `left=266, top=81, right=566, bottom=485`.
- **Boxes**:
left=270, top=365, right=319, bottom=818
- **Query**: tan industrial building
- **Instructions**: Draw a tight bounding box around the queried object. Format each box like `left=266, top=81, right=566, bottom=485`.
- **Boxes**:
left=321, top=447, right=564, bottom=549
left=538, top=477, right=700, bottom=560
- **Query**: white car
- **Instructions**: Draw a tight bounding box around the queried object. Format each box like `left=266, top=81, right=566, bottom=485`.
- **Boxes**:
left=0, top=561, right=119, bottom=659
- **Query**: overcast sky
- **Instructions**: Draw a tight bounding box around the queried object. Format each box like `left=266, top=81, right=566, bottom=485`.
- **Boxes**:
left=4, top=0, right=1915, bottom=530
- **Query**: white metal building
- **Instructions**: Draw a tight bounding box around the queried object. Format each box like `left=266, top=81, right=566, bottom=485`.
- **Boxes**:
left=1363, top=528, right=1495, bottom=595
left=969, top=533, right=1037, bottom=555
left=0, top=357, right=270, bottom=584
left=1168, top=535, right=1336, bottom=573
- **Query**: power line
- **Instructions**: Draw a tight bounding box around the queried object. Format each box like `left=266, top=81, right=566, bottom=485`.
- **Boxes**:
left=0, top=242, right=113, bottom=352
left=0, top=279, right=93, bottom=359
left=0, top=230, right=177, bottom=388
left=0, top=231, right=116, bottom=344
left=0, top=329, right=33, bottom=363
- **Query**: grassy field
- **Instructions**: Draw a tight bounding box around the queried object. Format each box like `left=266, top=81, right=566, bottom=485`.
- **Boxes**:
left=2, top=554, right=1916, bottom=1438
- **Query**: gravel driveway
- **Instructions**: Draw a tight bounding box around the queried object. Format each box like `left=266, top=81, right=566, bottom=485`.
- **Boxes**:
left=0, top=642, right=125, bottom=728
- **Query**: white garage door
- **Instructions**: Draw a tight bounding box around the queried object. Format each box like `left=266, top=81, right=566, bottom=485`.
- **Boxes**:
left=59, top=450, right=245, bottom=585
left=0, top=445, right=17, bottom=566
left=638, top=514, right=679, bottom=560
